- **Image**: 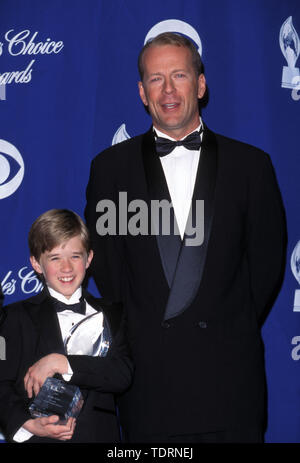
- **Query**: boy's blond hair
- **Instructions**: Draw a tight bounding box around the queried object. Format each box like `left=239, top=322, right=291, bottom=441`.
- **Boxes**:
left=28, top=209, right=91, bottom=260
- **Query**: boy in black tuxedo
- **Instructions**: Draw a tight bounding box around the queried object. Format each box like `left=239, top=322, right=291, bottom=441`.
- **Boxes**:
left=0, top=209, right=133, bottom=443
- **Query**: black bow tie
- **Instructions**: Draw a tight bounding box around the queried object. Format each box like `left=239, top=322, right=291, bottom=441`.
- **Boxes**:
left=53, top=298, right=86, bottom=315
left=155, top=128, right=202, bottom=157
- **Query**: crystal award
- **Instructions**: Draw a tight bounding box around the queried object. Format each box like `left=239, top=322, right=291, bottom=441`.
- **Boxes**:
left=280, top=16, right=300, bottom=89
left=29, top=377, right=83, bottom=424
left=64, top=311, right=112, bottom=357
left=28, top=311, right=111, bottom=424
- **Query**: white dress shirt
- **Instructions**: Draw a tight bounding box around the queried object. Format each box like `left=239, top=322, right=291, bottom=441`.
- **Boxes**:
left=13, top=286, right=97, bottom=443
left=50, top=287, right=97, bottom=345
left=154, top=119, right=203, bottom=238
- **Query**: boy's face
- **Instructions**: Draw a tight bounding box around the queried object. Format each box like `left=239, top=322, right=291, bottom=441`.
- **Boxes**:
left=30, top=235, right=93, bottom=299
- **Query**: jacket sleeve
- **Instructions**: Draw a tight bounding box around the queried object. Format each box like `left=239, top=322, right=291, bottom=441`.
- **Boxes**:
left=0, top=306, right=32, bottom=441
left=246, top=153, right=287, bottom=323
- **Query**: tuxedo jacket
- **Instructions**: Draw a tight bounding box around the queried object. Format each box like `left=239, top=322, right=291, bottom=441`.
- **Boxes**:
left=0, top=288, right=133, bottom=443
left=85, top=125, right=287, bottom=441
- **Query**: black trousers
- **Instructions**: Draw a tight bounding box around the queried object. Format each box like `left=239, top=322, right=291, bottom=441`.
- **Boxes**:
left=125, top=428, right=263, bottom=443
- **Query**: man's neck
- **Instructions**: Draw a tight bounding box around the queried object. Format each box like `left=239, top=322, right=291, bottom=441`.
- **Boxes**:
left=154, top=118, right=202, bottom=141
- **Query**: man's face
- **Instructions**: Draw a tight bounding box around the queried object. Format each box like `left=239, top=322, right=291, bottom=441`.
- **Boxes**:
left=139, top=44, right=206, bottom=139
left=30, top=235, right=93, bottom=299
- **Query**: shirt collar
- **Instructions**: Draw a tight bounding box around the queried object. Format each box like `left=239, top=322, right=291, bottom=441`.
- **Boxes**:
left=47, top=286, right=82, bottom=304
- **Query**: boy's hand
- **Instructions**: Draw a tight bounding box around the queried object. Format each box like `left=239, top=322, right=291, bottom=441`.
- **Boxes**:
left=23, top=415, right=76, bottom=440
left=24, top=353, right=69, bottom=398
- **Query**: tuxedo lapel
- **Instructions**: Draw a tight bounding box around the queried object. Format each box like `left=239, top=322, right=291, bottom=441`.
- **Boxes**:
left=163, top=126, right=218, bottom=320
left=141, top=126, right=218, bottom=320
left=142, top=128, right=182, bottom=288
left=82, top=288, right=102, bottom=312
left=25, top=288, right=65, bottom=356
left=83, top=289, right=122, bottom=341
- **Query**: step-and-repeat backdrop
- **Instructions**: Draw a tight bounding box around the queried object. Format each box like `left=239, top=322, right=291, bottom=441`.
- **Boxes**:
left=0, top=0, right=299, bottom=443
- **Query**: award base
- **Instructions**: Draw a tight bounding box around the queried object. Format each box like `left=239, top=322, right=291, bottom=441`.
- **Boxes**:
left=29, top=377, right=84, bottom=424
left=281, top=66, right=300, bottom=89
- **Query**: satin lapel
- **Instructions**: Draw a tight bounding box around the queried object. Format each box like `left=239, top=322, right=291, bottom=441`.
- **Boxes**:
left=83, top=290, right=121, bottom=339
left=163, top=126, right=218, bottom=320
left=141, top=128, right=182, bottom=288
left=82, top=288, right=101, bottom=311
left=25, top=289, right=65, bottom=355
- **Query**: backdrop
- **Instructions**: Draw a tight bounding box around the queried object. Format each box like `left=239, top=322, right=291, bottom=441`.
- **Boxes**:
left=0, top=0, right=299, bottom=443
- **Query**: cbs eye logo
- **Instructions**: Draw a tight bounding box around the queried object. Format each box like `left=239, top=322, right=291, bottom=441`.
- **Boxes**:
left=0, top=139, right=25, bottom=199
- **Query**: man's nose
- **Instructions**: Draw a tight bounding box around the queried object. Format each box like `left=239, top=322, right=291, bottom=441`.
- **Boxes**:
left=163, top=77, right=175, bottom=94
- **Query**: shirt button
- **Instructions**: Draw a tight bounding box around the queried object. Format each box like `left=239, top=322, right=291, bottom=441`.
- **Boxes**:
left=161, top=321, right=171, bottom=329
left=198, top=321, right=207, bottom=329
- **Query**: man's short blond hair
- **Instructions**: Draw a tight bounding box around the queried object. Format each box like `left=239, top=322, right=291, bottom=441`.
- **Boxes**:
left=138, top=31, right=204, bottom=81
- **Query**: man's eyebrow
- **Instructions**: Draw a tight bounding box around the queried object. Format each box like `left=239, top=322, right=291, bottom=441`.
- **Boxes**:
left=147, top=68, right=188, bottom=76
left=147, top=72, right=163, bottom=77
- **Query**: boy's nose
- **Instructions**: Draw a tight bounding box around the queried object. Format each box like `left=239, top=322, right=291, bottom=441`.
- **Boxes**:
left=61, top=259, right=72, bottom=271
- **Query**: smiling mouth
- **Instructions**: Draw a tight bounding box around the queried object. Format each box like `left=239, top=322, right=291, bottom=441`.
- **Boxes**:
left=162, top=103, right=180, bottom=110
left=58, top=276, right=74, bottom=282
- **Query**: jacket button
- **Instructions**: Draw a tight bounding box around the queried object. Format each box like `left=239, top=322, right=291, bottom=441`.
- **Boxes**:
left=161, top=321, right=171, bottom=329
left=198, top=321, right=207, bottom=329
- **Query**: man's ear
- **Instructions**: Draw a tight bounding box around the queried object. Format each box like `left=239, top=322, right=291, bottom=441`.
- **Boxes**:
left=30, top=255, right=43, bottom=274
left=197, top=73, right=206, bottom=99
left=138, top=81, right=148, bottom=106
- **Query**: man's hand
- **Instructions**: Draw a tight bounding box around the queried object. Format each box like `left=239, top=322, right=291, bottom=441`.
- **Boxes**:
left=24, top=353, right=68, bottom=398
left=23, top=415, right=76, bottom=441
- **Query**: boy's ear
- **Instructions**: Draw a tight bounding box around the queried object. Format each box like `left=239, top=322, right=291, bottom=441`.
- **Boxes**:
left=86, top=250, right=94, bottom=269
left=30, top=256, right=43, bottom=274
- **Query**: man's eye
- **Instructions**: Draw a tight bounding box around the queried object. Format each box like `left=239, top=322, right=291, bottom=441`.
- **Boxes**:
left=150, top=77, right=161, bottom=83
left=175, top=73, right=185, bottom=78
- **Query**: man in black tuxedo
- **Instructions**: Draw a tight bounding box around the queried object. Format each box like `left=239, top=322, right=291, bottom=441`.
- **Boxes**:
left=0, top=209, right=133, bottom=443
left=85, top=32, right=286, bottom=443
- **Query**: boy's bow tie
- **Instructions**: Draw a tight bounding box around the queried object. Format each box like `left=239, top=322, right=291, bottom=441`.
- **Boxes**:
left=53, top=298, right=86, bottom=315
